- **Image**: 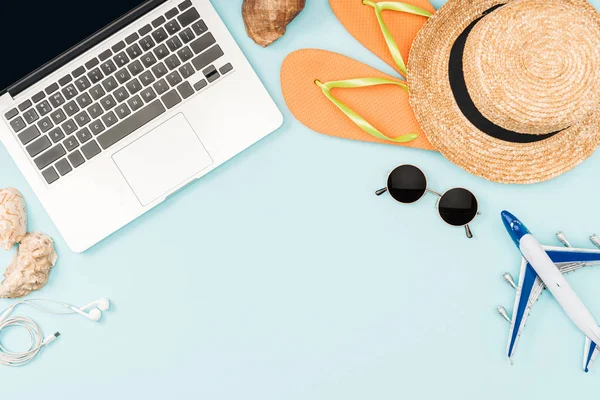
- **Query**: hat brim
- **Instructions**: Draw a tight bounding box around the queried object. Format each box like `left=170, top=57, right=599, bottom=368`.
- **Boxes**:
left=407, top=0, right=600, bottom=184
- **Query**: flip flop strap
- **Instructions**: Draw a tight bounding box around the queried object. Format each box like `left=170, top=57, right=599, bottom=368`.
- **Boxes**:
left=315, top=77, right=418, bottom=143
left=363, top=1, right=432, bottom=76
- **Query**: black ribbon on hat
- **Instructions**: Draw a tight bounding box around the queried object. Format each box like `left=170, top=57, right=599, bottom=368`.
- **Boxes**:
left=448, top=4, right=560, bottom=143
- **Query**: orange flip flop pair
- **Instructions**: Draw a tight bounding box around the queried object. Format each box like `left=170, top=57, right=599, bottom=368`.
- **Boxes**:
left=281, top=0, right=436, bottom=150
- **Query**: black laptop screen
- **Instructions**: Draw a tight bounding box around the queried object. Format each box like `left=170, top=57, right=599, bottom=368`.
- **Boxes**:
left=0, top=0, right=149, bottom=94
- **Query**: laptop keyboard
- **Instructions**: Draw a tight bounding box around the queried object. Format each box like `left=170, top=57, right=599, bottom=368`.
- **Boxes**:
left=3, top=1, right=234, bottom=185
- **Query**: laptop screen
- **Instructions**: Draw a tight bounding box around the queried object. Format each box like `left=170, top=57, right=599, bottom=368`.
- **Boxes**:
left=0, top=0, right=149, bottom=94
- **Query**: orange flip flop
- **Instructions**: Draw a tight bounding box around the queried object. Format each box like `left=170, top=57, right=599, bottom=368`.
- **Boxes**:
left=281, top=49, right=435, bottom=150
left=330, top=0, right=434, bottom=77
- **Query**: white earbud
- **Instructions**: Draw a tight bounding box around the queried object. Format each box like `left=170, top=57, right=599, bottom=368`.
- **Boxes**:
left=70, top=298, right=111, bottom=322
left=80, top=298, right=110, bottom=312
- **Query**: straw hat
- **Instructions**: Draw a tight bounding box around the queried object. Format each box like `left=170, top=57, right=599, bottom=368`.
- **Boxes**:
left=407, top=0, right=600, bottom=184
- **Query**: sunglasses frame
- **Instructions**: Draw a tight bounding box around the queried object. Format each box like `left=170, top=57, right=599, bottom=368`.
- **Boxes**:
left=375, top=164, right=479, bottom=238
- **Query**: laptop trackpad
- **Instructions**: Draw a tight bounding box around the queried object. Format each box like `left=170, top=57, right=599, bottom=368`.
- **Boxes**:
left=113, top=114, right=213, bottom=206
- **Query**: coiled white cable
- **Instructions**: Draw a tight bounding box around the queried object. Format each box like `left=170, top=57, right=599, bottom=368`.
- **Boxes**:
left=0, top=299, right=80, bottom=367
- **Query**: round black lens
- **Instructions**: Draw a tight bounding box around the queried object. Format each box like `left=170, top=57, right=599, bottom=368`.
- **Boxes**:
left=387, top=165, right=427, bottom=203
left=438, top=188, right=478, bottom=226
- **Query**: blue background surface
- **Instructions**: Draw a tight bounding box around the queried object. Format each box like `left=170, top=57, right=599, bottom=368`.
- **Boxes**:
left=2, top=0, right=600, bottom=397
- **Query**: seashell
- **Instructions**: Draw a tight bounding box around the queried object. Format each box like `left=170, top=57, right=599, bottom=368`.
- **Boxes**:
left=0, top=188, right=27, bottom=250
left=242, top=0, right=306, bottom=47
left=0, top=232, right=58, bottom=299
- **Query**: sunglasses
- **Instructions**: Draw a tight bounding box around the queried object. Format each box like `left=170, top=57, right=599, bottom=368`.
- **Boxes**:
left=375, top=165, right=479, bottom=238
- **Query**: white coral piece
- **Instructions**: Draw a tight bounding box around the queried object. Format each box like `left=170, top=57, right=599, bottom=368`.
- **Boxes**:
left=0, top=232, right=58, bottom=299
left=0, top=188, right=27, bottom=250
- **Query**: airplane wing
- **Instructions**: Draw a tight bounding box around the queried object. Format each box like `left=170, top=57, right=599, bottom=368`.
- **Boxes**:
left=506, top=245, right=600, bottom=362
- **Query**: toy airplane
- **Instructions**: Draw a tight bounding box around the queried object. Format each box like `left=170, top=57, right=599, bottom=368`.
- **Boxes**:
left=498, top=211, right=600, bottom=372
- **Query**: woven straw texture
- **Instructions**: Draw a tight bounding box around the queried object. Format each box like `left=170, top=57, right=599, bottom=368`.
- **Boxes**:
left=463, top=0, right=600, bottom=134
left=407, top=0, right=600, bottom=184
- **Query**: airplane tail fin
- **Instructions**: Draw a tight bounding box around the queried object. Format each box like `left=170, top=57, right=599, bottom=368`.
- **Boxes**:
left=584, top=337, right=599, bottom=372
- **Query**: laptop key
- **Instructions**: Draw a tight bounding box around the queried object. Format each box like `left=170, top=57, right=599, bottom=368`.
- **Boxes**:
left=190, top=33, right=216, bottom=54
left=45, top=83, right=59, bottom=95
left=55, top=159, right=72, bottom=176
left=72, top=66, right=86, bottom=78
left=64, top=101, right=79, bottom=117
left=125, top=32, right=139, bottom=45
left=17, top=125, right=40, bottom=145
left=18, top=100, right=32, bottom=112
left=193, top=79, right=207, bottom=91
left=100, top=94, right=117, bottom=111
left=220, top=63, right=233, bottom=75
left=101, top=59, right=117, bottom=75
left=114, top=52, right=130, bottom=67
left=152, top=15, right=166, bottom=28
left=35, top=144, right=66, bottom=170
left=42, top=167, right=60, bottom=184
left=58, top=75, right=72, bottom=86
left=68, top=150, right=85, bottom=168
left=140, top=87, right=157, bottom=103
left=62, top=84, right=78, bottom=100
left=63, top=136, right=79, bottom=151
left=85, top=58, right=100, bottom=69
left=48, top=127, right=65, bottom=143
left=88, top=68, right=104, bottom=84
left=76, top=127, right=92, bottom=144
left=49, top=92, right=66, bottom=107
left=140, top=71, right=155, bottom=86
left=139, top=36, right=155, bottom=51
left=179, top=63, right=195, bottom=79
left=178, top=8, right=200, bottom=27
left=192, top=45, right=224, bottom=71
left=126, top=43, right=143, bottom=59
left=128, top=60, right=144, bottom=76
left=153, top=79, right=169, bottom=95
left=116, top=69, right=132, bottom=84
left=178, top=46, right=194, bottom=62
left=23, top=109, right=39, bottom=124
left=177, top=82, right=194, bottom=99
left=139, top=24, right=152, bottom=36
left=27, top=136, right=52, bottom=157
left=75, top=76, right=91, bottom=91
left=111, top=41, right=126, bottom=53
left=50, top=109, right=67, bottom=124
left=152, top=62, right=168, bottom=78
left=76, top=93, right=93, bottom=109
left=98, top=49, right=112, bottom=61
left=203, top=65, right=220, bottom=83
left=115, top=104, right=131, bottom=119
left=178, top=0, right=192, bottom=11
left=179, top=28, right=195, bottom=44
left=38, top=117, right=53, bottom=133
left=62, top=119, right=78, bottom=135
left=166, top=7, right=179, bottom=19
left=166, top=71, right=182, bottom=87
left=81, top=140, right=101, bottom=160
left=89, top=120, right=105, bottom=135
left=165, top=20, right=181, bottom=35
left=153, top=44, right=169, bottom=60
left=102, top=111, right=118, bottom=128
left=167, top=37, right=183, bottom=52
left=97, top=100, right=165, bottom=149
left=10, top=116, right=26, bottom=132
left=165, top=54, right=181, bottom=70
left=88, top=103, right=104, bottom=119
left=162, top=89, right=182, bottom=109
left=114, top=87, right=130, bottom=103
left=127, top=95, right=144, bottom=111
left=75, top=111, right=91, bottom=127
left=152, top=28, right=168, bottom=43
left=191, top=20, right=208, bottom=36
left=141, top=53, right=157, bottom=68
left=4, top=108, right=18, bottom=120
left=102, top=76, right=118, bottom=92
left=32, top=91, right=45, bottom=103
left=126, top=78, right=143, bottom=94
left=90, top=85, right=106, bottom=100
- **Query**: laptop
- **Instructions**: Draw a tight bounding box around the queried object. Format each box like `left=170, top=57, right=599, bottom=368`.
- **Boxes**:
left=0, top=0, right=283, bottom=252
